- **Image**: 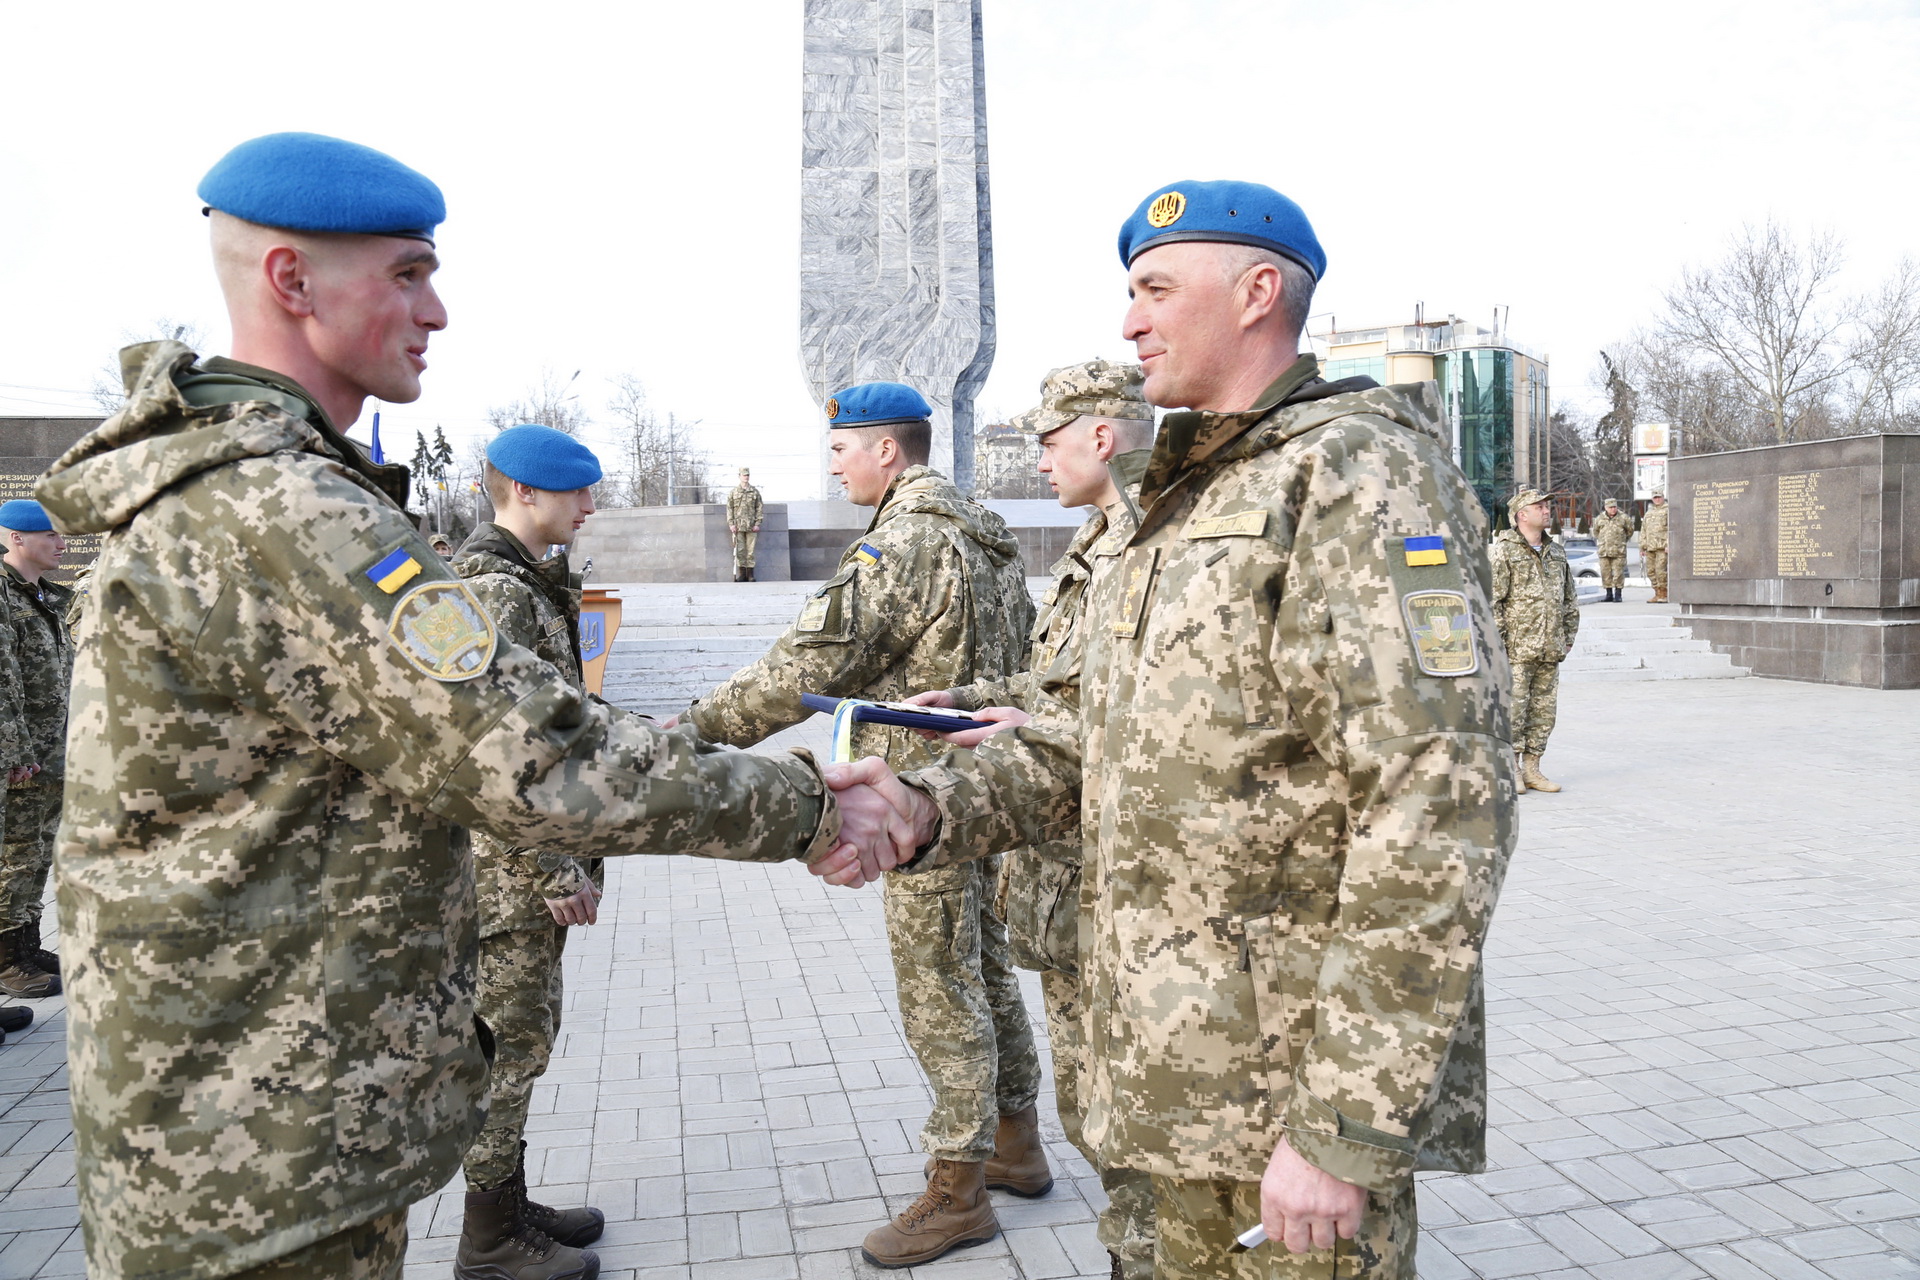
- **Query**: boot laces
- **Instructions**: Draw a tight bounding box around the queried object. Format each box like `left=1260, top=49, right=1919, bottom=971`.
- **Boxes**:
left=504, top=1183, right=562, bottom=1256
left=899, top=1168, right=956, bottom=1228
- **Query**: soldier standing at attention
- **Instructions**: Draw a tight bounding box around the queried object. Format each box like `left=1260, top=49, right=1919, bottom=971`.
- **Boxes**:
left=450, top=424, right=608, bottom=1280
left=1492, top=488, right=1580, bottom=793
left=822, top=180, right=1518, bottom=1278
left=35, top=132, right=883, bottom=1280
left=727, top=466, right=764, bottom=581
left=1593, top=497, right=1633, bottom=602
left=905, top=358, right=1160, bottom=1280
left=0, top=500, right=72, bottom=1000
left=680, top=382, right=1042, bottom=1269
left=1642, top=487, right=1670, bottom=602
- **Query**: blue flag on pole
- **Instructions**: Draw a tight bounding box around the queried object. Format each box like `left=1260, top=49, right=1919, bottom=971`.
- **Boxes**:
left=370, top=410, right=385, bottom=464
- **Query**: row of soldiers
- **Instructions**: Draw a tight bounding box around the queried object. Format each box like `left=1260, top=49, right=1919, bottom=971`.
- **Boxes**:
left=1592, top=493, right=1672, bottom=603
left=43, top=131, right=1515, bottom=1280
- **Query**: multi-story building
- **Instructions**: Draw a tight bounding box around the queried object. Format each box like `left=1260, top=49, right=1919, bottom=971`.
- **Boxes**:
left=1314, top=312, right=1550, bottom=523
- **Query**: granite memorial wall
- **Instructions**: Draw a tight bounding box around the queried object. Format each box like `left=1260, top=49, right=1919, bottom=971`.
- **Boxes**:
left=0, top=416, right=103, bottom=582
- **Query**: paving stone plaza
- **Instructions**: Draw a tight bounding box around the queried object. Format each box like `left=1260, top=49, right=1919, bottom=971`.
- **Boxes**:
left=1, top=607, right=1916, bottom=1278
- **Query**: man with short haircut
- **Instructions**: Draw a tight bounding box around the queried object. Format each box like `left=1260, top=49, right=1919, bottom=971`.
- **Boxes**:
left=0, top=500, right=72, bottom=1000
left=451, top=424, right=608, bottom=1279
left=1493, top=488, right=1579, bottom=793
left=682, top=382, right=1043, bottom=1268
left=1642, top=487, right=1670, bottom=602
left=1593, top=497, right=1633, bottom=603
left=907, top=358, right=1159, bottom=1280
left=727, top=467, right=764, bottom=581
left=824, top=180, right=1517, bottom=1278
left=37, top=132, right=876, bottom=1280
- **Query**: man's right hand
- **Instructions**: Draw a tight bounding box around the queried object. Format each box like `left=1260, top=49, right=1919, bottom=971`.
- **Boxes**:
left=810, top=757, right=940, bottom=887
left=545, top=883, right=602, bottom=926
left=902, top=691, right=1028, bottom=747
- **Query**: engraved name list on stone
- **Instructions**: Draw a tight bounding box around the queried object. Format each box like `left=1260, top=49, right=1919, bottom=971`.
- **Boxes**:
left=1773, top=469, right=1859, bottom=579
left=1690, top=478, right=1751, bottom=577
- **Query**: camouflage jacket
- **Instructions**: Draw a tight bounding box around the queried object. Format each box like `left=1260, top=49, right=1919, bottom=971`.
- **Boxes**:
left=943, top=454, right=1147, bottom=973
left=454, top=524, right=601, bottom=937
left=1593, top=510, right=1634, bottom=557
left=1, top=562, right=74, bottom=779
left=902, top=358, right=1516, bottom=1190
left=1640, top=501, right=1669, bottom=551
left=37, top=342, right=840, bottom=1280
left=688, top=465, right=1035, bottom=770
left=0, top=595, right=24, bottom=770
left=727, top=482, right=763, bottom=532
left=1491, top=529, right=1580, bottom=663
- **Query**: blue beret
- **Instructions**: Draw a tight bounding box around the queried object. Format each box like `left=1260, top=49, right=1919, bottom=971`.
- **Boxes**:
left=1117, top=180, right=1325, bottom=281
left=0, top=501, right=52, bottom=533
left=198, top=132, right=445, bottom=244
left=826, top=382, right=933, bottom=428
left=486, top=425, right=603, bottom=491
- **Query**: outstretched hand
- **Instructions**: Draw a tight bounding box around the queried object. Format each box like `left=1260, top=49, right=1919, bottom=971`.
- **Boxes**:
left=807, top=756, right=939, bottom=888
left=903, top=691, right=1030, bottom=747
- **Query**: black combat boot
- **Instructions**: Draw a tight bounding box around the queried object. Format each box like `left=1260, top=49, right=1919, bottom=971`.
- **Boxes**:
left=512, top=1141, right=604, bottom=1248
left=0, top=1006, right=31, bottom=1035
left=0, top=928, right=58, bottom=999
left=23, top=918, right=57, bottom=976
left=455, top=1182, right=599, bottom=1280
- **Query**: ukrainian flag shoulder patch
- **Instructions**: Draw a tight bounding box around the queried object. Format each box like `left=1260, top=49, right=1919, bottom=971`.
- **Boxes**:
left=1403, top=535, right=1448, bottom=567
left=366, top=546, right=424, bottom=594
left=852, top=543, right=882, bottom=567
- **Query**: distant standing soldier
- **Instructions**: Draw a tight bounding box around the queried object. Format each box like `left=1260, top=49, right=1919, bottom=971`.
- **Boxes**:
left=1642, top=487, right=1670, bottom=602
left=451, top=425, right=608, bottom=1280
left=1593, top=498, right=1633, bottom=602
left=1492, top=488, right=1579, bottom=792
left=682, top=382, right=1043, bottom=1269
left=0, top=500, right=72, bottom=1000
left=727, top=466, right=763, bottom=581
left=906, top=358, right=1159, bottom=1279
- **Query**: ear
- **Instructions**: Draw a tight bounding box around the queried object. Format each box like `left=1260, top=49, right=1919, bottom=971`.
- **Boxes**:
left=1237, top=261, right=1283, bottom=331
left=262, top=245, right=318, bottom=319
left=513, top=480, right=540, bottom=507
left=1091, top=420, right=1118, bottom=462
left=876, top=435, right=899, bottom=467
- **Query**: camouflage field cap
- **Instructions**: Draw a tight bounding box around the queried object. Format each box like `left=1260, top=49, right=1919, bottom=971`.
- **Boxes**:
left=1604, top=496, right=1620, bottom=508
left=1652, top=486, right=1666, bottom=497
left=1010, top=358, right=1153, bottom=437
left=1507, top=487, right=1556, bottom=519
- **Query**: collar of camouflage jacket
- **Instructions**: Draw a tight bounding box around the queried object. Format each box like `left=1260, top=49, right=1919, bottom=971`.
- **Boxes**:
left=0, top=560, right=72, bottom=610
left=870, top=465, right=1023, bottom=567
left=35, top=341, right=415, bottom=534
left=455, top=523, right=580, bottom=608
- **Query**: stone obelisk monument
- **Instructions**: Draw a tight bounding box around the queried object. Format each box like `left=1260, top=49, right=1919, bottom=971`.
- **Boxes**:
left=799, top=0, right=994, bottom=493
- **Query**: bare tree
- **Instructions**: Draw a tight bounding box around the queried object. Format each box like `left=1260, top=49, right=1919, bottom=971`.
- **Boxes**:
left=1844, top=257, right=1920, bottom=432
left=1546, top=406, right=1599, bottom=518
left=1610, top=328, right=1758, bottom=455
left=602, top=374, right=711, bottom=508
left=1657, top=220, right=1852, bottom=444
left=486, top=369, right=588, bottom=435
left=89, top=317, right=213, bottom=410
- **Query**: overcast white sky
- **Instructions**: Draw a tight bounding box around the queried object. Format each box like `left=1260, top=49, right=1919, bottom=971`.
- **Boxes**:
left=5, top=0, right=1917, bottom=499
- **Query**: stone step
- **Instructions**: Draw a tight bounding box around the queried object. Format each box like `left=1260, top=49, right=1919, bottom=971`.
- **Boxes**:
left=1571, top=635, right=1713, bottom=657
left=1563, top=651, right=1749, bottom=681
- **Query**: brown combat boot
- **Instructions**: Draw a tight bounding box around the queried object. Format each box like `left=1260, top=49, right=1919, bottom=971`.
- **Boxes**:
left=0, top=928, right=59, bottom=999
left=861, top=1158, right=998, bottom=1269
left=982, top=1103, right=1054, bottom=1197
left=511, top=1141, right=604, bottom=1248
left=455, top=1183, right=599, bottom=1280
left=1522, top=754, right=1562, bottom=793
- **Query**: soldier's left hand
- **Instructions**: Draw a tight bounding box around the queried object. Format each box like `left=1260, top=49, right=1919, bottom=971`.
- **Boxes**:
left=545, top=884, right=602, bottom=926
left=1259, top=1136, right=1367, bottom=1254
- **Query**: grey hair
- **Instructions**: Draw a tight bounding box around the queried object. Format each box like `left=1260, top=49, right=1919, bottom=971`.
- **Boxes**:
left=1219, top=244, right=1316, bottom=340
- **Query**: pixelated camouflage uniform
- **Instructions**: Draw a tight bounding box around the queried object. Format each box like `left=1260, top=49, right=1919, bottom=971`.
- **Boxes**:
left=945, top=450, right=1155, bottom=1277
left=727, top=479, right=764, bottom=573
left=452, top=523, right=603, bottom=1189
left=1594, top=508, right=1634, bottom=590
left=0, top=562, right=74, bottom=934
left=1490, top=527, right=1579, bottom=758
left=687, top=464, right=1042, bottom=1162
left=901, top=358, right=1518, bottom=1278
left=1640, top=500, right=1670, bottom=596
left=37, top=342, right=841, bottom=1280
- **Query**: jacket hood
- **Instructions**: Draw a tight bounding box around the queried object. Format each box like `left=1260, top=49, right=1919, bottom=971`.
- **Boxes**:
left=35, top=341, right=412, bottom=535
left=872, top=466, right=1022, bottom=567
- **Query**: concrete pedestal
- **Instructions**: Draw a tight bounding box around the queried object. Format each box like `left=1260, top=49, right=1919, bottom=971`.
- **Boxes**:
left=1670, top=433, right=1920, bottom=688
left=573, top=505, right=793, bottom=584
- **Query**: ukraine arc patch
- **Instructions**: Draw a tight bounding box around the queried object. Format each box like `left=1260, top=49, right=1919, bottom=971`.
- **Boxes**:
left=852, top=543, right=882, bottom=567
left=366, top=546, right=423, bottom=593
left=1403, top=535, right=1448, bottom=567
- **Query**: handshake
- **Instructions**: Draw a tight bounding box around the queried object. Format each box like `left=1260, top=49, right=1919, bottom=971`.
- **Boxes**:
left=807, top=690, right=1033, bottom=890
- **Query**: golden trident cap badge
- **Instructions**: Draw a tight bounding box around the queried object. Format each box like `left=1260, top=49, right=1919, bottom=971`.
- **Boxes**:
left=1146, top=191, right=1187, bottom=228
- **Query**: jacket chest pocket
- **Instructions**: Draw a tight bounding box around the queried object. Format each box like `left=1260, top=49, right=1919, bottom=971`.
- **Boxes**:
left=795, top=567, right=857, bottom=646
left=1174, top=523, right=1284, bottom=727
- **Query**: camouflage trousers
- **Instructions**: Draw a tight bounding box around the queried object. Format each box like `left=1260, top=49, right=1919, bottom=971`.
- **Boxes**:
left=226, top=1207, right=407, bottom=1280
left=1509, top=658, right=1561, bottom=757
left=1041, top=968, right=1155, bottom=1279
left=0, top=780, right=61, bottom=929
left=1645, top=548, right=1668, bottom=595
left=732, top=529, right=758, bottom=570
left=882, top=856, right=1041, bottom=1160
left=1600, top=554, right=1626, bottom=589
left=1151, top=1175, right=1416, bottom=1278
left=465, top=924, right=567, bottom=1189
